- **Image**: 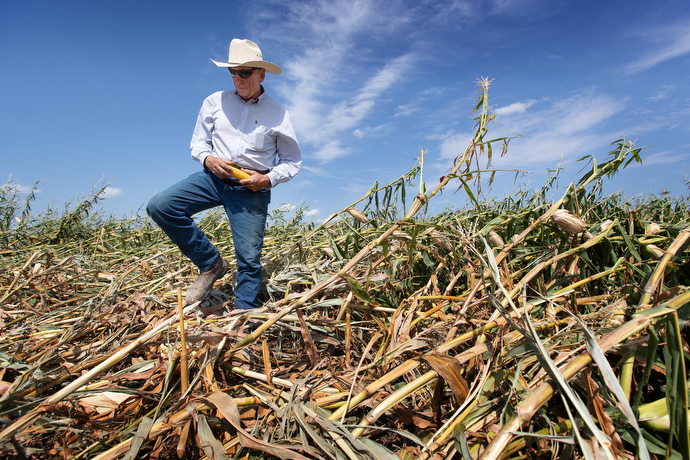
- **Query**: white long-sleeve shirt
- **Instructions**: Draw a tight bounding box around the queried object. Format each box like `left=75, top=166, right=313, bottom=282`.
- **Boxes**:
left=190, top=89, right=301, bottom=187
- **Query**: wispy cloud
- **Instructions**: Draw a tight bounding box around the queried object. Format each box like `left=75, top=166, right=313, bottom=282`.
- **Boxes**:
left=245, top=0, right=686, bottom=205
left=293, top=180, right=313, bottom=189
left=497, top=92, right=629, bottom=167
left=639, top=149, right=689, bottom=166
left=486, top=0, right=555, bottom=17
left=301, top=165, right=329, bottom=176
left=353, top=123, right=392, bottom=138
left=313, top=140, right=349, bottom=162
left=626, top=21, right=690, bottom=74
left=647, top=84, right=680, bottom=102
left=495, top=99, right=537, bottom=115
left=394, top=105, right=416, bottom=117
left=252, top=0, right=420, bottom=163
left=290, top=52, right=416, bottom=161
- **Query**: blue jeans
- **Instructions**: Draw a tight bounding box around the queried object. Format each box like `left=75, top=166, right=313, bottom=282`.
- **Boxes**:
left=147, top=170, right=271, bottom=310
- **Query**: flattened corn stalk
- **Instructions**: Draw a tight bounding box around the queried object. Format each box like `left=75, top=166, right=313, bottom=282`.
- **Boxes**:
left=1, top=78, right=689, bottom=459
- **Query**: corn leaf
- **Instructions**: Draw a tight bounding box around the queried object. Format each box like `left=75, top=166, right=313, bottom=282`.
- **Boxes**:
left=422, top=353, right=469, bottom=404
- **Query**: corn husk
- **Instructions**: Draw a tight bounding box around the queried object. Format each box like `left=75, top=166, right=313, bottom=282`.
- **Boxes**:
left=550, top=209, right=588, bottom=234
left=646, top=222, right=661, bottom=235
left=643, top=243, right=665, bottom=259
left=346, top=207, right=369, bottom=223
left=488, top=230, right=504, bottom=247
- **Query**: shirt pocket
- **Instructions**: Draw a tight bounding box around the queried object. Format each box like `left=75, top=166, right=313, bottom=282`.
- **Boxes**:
left=244, top=126, right=272, bottom=153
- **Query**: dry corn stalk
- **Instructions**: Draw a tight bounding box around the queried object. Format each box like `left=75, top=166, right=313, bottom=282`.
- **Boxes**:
left=1, top=80, right=687, bottom=460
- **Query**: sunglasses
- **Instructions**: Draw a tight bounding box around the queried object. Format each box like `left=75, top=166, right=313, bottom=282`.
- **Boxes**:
left=229, top=68, right=257, bottom=79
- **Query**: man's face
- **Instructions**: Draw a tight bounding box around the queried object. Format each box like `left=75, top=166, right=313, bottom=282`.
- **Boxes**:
left=231, top=67, right=265, bottom=101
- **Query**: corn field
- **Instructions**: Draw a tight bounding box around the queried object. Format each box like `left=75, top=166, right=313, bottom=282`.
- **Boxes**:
left=1, top=79, right=689, bottom=459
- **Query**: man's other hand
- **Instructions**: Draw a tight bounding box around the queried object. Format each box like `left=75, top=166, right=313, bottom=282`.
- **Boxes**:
left=239, top=170, right=271, bottom=191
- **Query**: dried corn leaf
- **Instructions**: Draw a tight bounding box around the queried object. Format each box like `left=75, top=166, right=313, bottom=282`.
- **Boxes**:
left=201, top=391, right=311, bottom=460
left=422, top=353, right=469, bottom=405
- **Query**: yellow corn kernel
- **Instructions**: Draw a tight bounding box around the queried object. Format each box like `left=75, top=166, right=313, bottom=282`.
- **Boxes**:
left=228, top=165, right=251, bottom=180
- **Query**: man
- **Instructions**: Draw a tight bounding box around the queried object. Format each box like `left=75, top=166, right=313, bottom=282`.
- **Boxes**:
left=147, top=39, right=301, bottom=310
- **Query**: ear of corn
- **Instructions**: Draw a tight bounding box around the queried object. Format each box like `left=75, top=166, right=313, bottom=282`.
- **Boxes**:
left=550, top=209, right=588, bottom=234
left=488, top=230, right=505, bottom=247
left=646, top=222, right=661, bottom=235
left=227, top=164, right=251, bottom=180
left=643, top=243, right=665, bottom=259
left=346, top=207, right=369, bottom=223
left=600, top=219, right=613, bottom=231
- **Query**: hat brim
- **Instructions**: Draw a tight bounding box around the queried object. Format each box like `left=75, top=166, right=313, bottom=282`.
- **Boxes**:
left=210, top=59, right=281, bottom=75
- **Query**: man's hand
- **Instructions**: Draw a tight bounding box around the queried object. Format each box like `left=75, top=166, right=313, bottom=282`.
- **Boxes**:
left=205, top=156, right=234, bottom=180
left=239, top=170, right=271, bottom=191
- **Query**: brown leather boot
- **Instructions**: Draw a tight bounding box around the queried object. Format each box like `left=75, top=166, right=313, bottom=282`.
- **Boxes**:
left=185, top=257, right=228, bottom=305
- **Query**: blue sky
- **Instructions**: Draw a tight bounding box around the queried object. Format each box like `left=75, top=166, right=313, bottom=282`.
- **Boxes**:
left=2, top=0, right=690, bottom=222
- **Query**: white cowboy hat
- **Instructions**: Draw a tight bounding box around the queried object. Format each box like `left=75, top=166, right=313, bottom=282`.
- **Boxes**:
left=211, top=39, right=282, bottom=75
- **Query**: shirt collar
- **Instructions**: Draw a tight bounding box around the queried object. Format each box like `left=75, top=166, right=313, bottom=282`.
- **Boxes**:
left=235, top=85, right=266, bottom=105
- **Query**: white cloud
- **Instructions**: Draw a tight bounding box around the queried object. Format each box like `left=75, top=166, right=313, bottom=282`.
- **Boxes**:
left=648, top=85, right=680, bottom=102
left=626, top=21, right=690, bottom=74
left=437, top=131, right=475, bottom=162
left=394, top=105, right=416, bottom=117
left=314, top=140, right=350, bottom=162
left=5, top=182, right=40, bottom=194
left=352, top=123, right=391, bottom=139
left=639, top=149, right=689, bottom=166
left=496, top=93, right=627, bottom=167
left=551, top=93, right=627, bottom=134
left=487, top=0, right=556, bottom=17
left=296, top=53, right=415, bottom=150
left=253, top=0, right=419, bottom=163
left=101, top=186, right=123, bottom=199
left=419, top=88, right=445, bottom=98
left=339, top=183, right=369, bottom=196
left=301, top=165, right=328, bottom=175
left=305, top=209, right=320, bottom=217
left=293, top=180, right=313, bottom=189
left=495, top=99, right=537, bottom=115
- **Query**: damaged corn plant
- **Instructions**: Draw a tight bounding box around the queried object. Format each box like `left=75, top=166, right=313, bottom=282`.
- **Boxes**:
left=1, top=78, right=689, bottom=459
